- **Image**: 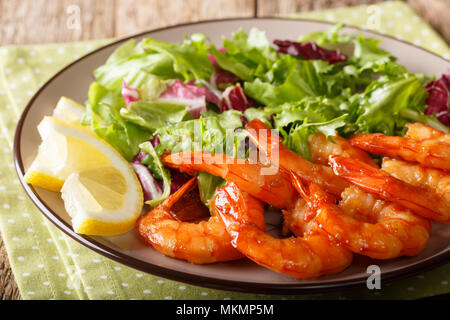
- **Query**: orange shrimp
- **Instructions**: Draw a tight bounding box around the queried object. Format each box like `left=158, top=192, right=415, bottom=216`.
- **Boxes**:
left=214, top=182, right=353, bottom=279
left=382, top=158, right=450, bottom=204
left=282, top=198, right=354, bottom=275
left=349, top=127, right=450, bottom=171
left=292, top=172, right=431, bottom=259
left=329, top=154, right=450, bottom=223
left=308, top=132, right=377, bottom=167
left=162, top=151, right=297, bottom=209
left=405, top=122, right=449, bottom=142
left=245, top=119, right=350, bottom=196
left=137, top=177, right=265, bottom=264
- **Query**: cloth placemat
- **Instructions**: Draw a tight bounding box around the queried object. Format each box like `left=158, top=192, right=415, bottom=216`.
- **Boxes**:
left=1, top=1, right=449, bottom=300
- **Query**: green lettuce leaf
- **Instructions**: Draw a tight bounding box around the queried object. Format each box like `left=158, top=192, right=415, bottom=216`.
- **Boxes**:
left=197, top=171, right=226, bottom=206
left=120, top=101, right=188, bottom=131
left=283, top=115, right=347, bottom=160
left=297, top=23, right=354, bottom=56
left=208, top=28, right=277, bottom=81
left=94, top=39, right=180, bottom=91
left=82, top=82, right=151, bottom=161
left=354, top=75, right=429, bottom=135
left=139, top=141, right=171, bottom=206
left=141, top=35, right=214, bottom=82
left=155, top=110, right=244, bottom=156
left=266, top=97, right=346, bottom=159
left=243, top=107, right=272, bottom=128
left=298, top=23, right=352, bottom=45
left=244, top=56, right=334, bottom=106
left=267, top=97, right=341, bottom=129
left=208, top=47, right=254, bottom=81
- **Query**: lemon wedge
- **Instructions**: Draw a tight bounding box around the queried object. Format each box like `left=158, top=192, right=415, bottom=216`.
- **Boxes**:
left=52, top=96, right=86, bottom=124
left=24, top=116, right=143, bottom=236
left=24, top=117, right=111, bottom=191
left=24, top=96, right=91, bottom=191
left=62, top=166, right=142, bottom=236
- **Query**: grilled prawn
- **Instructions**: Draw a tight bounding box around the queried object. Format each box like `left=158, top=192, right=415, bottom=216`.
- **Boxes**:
left=137, top=177, right=265, bottom=264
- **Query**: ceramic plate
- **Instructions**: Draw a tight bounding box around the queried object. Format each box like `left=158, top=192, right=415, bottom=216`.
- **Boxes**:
left=14, top=18, right=450, bottom=294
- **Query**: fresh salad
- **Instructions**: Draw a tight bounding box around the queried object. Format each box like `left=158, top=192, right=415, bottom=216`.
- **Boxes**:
left=81, top=24, right=450, bottom=208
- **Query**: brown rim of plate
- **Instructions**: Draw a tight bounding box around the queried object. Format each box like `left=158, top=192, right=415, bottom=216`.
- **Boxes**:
left=13, top=17, right=450, bottom=295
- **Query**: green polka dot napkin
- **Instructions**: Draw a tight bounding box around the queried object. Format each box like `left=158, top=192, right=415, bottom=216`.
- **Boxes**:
left=0, top=1, right=449, bottom=300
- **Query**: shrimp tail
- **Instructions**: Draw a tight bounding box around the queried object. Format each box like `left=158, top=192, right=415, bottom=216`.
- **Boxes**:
left=328, top=154, right=449, bottom=223
left=215, top=182, right=353, bottom=278
left=162, top=151, right=297, bottom=209
left=159, top=176, right=197, bottom=211
left=349, top=133, right=450, bottom=171
left=246, top=119, right=350, bottom=196
left=137, top=177, right=251, bottom=264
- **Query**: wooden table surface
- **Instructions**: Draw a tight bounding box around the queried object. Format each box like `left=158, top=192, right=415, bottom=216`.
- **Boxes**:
left=0, top=0, right=449, bottom=300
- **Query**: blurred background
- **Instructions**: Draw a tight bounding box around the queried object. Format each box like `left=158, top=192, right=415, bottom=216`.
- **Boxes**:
left=0, top=0, right=449, bottom=300
left=0, top=0, right=449, bottom=46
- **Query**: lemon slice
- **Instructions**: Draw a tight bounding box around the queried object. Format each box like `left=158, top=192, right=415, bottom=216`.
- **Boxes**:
left=52, top=96, right=86, bottom=124
left=24, top=116, right=111, bottom=191
left=24, top=116, right=143, bottom=236
left=24, top=97, right=88, bottom=191
left=62, top=166, right=142, bottom=236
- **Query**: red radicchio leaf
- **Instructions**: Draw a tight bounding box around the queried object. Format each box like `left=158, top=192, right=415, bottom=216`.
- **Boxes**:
left=133, top=136, right=160, bottom=163
left=208, top=47, right=240, bottom=89
left=207, top=54, right=218, bottom=67
left=207, top=47, right=227, bottom=66
left=133, top=151, right=148, bottom=163
left=424, top=71, right=450, bottom=126
left=273, top=40, right=347, bottom=64
left=158, top=79, right=221, bottom=118
left=219, top=86, right=255, bottom=112
left=121, top=79, right=139, bottom=108
left=213, top=69, right=241, bottom=89
left=130, top=162, right=163, bottom=202
left=150, top=135, right=160, bottom=148
left=169, top=169, right=191, bottom=194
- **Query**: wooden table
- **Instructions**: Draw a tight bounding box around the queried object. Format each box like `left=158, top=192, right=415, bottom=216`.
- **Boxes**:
left=0, top=0, right=448, bottom=300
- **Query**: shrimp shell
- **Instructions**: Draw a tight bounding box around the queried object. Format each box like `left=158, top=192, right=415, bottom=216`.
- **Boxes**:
left=329, top=154, right=450, bottom=223
left=308, top=132, right=377, bottom=167
left=162, top=151, right=297, bottom=209
left=282, top=198, right=354, bottom=275
left=405, top=122, right=449, bottom=142
left=349, top=131, right=450, bottom=171
left=382, top=158, right=450, bottom=204
left=215, top=182, right=353, bottom=279
left=137, top=177, right=265, bottom=264
left=246, top=119, right=350, bottom=196
left=292, top=172, right=430, bottom=259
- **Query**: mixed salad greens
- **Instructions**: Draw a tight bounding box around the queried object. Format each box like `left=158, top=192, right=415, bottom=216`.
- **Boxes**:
left=81, top=24, right=450, bottom=207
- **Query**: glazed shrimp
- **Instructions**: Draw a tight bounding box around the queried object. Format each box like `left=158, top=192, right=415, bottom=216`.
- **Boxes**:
left=214, top=182, right=353, bottom=279
left=162, top=151, right=297, bottom=209
left=308, top=132, right=377, bottom=167
left=137, top=177, right=265, bottom=264
left=382, top=158, right=450, bottom=203
left=245, top=119, right=350, bottom=196
left=282, top=198, right=354, bottom=275
left=329, top=155, right=450, bottom=223
left=405, top=122, right=449, bottom=143
left=292, top=172, right=431, bottom=259
left=349, top=128, right=450, bottom=171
